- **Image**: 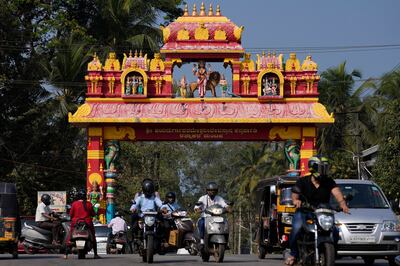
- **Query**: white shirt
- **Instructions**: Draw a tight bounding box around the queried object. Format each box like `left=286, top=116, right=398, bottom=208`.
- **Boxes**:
left=108, top=216, right=127, bottom=235
left=194, top=195, right=228, bottom=218
left=35, top=202, right=51, bottom=222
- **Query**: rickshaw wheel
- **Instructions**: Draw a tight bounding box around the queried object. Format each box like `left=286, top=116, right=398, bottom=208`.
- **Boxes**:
left=258, top=245, right=266, bottom=259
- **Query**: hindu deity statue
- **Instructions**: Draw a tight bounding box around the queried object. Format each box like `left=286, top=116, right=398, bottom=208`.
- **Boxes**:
left=87, top=181, right=103, bottom=220
left=192, top=61, right=210, bottom=98
left=301, top=55, right=318, bottom=71
left=285, top=53, right=301, bottom=71
left=104, top=140, right=120, bottom=172
left=137, top=76, right=144, bottom=94
left=125, top=77, right=133, bottom=95
left=179, top=76, right=187, bottom=98
left=220, top=74, right=228, bottom=97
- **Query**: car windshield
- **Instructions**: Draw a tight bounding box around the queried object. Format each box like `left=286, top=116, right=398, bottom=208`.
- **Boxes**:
left=95, top=225, right=110, bottom=237
left=331, top=183, right=389, bottom=209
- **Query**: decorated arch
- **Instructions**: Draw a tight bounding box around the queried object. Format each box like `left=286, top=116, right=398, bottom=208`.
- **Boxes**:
left=69, top=2, right=333, bottom=223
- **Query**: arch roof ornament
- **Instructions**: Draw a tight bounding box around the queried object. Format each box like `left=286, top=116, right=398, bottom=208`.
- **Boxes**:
left=160, top=2, right=244, bottom=55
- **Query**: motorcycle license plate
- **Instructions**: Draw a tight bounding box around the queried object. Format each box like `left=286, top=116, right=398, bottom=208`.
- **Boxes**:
left=116, top=244, right=123, bottom=249
left=213, top=217, right=224, bottom=223
left=350, top=235, right=375, bottom=243
left=181, top=218, right=192, bottom=221
left=76, top=240, right=86, bottom=249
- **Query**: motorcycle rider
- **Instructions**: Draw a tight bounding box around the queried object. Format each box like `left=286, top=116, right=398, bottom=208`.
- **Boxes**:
left=130, top=179, right=163, bottom=238
left=65, top=189, right=100, bottom=259
left=285, top=156, right=350, bottom=266
left=161, top=192, right=181, bottom=218
left=194, top=181, right=230, bottom=248
left=107, top=211, right=128, bottom=249
left=35, top=194, right=61, bottom=245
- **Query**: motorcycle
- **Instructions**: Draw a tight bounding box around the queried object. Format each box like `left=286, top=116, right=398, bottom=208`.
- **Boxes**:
left=167, top=209, right=196, bottom=255
left=295, top=203, right=338, bottom=266
left=107, top=230, right=128, bottom=254
left=195, top=203, right=230, bottom=263
left=21, top=213, right=70, bottom=254
left=137, top=210, right=162, bottom=263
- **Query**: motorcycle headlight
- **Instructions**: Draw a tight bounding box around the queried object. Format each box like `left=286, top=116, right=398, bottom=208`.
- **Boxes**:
left=382, top=220, right=400, bottom=232
left=317, top=214, right=334, bottom=231
left=210, top=208, right=223, bottom=215
left=144, top=216, right=156, bottom=226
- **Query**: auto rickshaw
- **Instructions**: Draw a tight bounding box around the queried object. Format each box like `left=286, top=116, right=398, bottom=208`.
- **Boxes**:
left=254, top=175, right=297, bottom=259
left=0, top=182, right=20, bottom=259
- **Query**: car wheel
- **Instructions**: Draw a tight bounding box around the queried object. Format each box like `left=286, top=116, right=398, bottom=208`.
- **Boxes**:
left=362, top=256, right=375, bottom=265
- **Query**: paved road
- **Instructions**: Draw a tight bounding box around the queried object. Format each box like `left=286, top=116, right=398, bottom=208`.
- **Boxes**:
left=0, top=253, right=392, bottom=265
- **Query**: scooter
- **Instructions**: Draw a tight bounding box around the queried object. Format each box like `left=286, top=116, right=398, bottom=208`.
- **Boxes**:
left=70, top=219, right=93, bottom=259
left=107, top=230, right=128, bottom=254
left=195, top=203, right=230, bottom=263
left=21, top=213, right=70, bottom=254
left=167, top=209, right=196, bottom=255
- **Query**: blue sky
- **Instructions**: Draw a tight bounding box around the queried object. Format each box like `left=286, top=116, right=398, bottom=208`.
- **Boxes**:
left=180, top=0, right=400, bottom=81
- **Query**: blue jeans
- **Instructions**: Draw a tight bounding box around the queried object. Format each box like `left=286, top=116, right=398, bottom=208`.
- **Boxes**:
left=198, top=217, right=205, bottom=239
left=289, top=210, right=307, bottom=258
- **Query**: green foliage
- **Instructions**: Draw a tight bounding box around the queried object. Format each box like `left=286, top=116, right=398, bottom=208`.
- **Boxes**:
left=372, top=99, right=400, bottom=195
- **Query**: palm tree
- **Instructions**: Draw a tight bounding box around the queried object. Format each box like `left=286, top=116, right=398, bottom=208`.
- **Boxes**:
left=318, top=62, right=377, bottom=154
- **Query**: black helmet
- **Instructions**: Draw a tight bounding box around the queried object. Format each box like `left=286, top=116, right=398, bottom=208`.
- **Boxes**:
left=142, top=179, right=155, bottom=197
left=115, top=211, right=121, bottom=217
left=41, top=194, right=51, bottom=206
left=165, top=192, right=176, bottom=203
left=206, top=182, right=218, bottom=199
left=76, top=189, right=86, bottom=200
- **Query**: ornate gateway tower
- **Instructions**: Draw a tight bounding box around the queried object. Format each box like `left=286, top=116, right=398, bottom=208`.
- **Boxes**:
left=69, top=3, right=333, bottom=223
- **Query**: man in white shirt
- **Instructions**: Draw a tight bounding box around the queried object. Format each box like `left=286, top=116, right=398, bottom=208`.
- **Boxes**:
left=35, top=194, right=61, bottom=245
left=108, top=212, right=127, bottom=235
left=194, top=182, right=229, bottom=245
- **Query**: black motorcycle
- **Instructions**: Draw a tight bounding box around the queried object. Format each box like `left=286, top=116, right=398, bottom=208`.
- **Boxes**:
left=295, top=203, right=338, bottom=266
left=137, top=210, right=162, bottom=263
left=107, top=230, right=128, bottom=254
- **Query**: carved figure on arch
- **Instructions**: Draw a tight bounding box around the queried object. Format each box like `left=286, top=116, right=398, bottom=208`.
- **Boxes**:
left=284, top=139, right=300, bottom=171
left=190, top=61, right=220, bottom=97
left=179, top=76, right=188, bottom=98
left=104, top=140, right=120, bottom=172
left=301, top=55, right=318, bottom=71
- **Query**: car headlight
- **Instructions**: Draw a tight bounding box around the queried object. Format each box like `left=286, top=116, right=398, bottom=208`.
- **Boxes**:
left=144, top=216, right=156, bottom=226
left=382, top=220, right=400, bottom=232
left=281, top=215, right=293, bottom=225
left=317, top=214, right=334, bottom=231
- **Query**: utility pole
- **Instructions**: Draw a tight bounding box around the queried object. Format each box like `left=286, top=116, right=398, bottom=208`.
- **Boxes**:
left=238, top=206, right=241, bottom=254
left=249, top=210, right=252, bottom=254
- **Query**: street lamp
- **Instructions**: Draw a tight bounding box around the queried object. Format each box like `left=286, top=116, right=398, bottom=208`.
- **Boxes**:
left=337, top=148, right=361, bottom=180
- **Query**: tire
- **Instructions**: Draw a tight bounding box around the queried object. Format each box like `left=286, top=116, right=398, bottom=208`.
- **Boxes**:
left=201, top=250, right=210, bottom=262
left=12, top=244, right=18, bottom=259
left=146, top=235, right=154, bottom=263
left=362, top=256, right=375, bottom=265
left=258, top=245, right=266, bottom=259
left=320, top=242, right=335, bottom=266
left=213, top=244, right=225, bottom=263
left=78, top=249, right=86, bottom=259
left=388, top=256, right=396, bottom=266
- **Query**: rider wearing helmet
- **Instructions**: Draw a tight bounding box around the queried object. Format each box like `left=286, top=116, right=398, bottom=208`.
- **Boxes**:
left=65, top=189, right=100, bottom=259
left=161, top=192, right=181, bottom=218
left=130, top=178, right=163, bottom=216
left=194, top=182, right=230, bottom=246
left=285, top=156, right=349, bottom=266
left=35, top=193, right=61, bottom=245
